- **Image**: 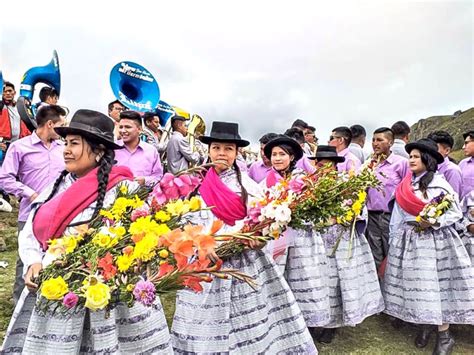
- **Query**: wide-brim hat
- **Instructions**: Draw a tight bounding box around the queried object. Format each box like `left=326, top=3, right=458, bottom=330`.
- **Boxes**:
left=263, top=136, right=304, bottom=162
left=199, top=121, right=249, bottom=147
left=55, top=109, right=122, bottom=150
left=309, top=145, right=345, bottom=163
left=405, top=138, right=443, bottom=164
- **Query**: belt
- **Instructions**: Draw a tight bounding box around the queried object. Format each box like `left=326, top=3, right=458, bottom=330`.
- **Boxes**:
left=369, top=210, right=391, bottom=215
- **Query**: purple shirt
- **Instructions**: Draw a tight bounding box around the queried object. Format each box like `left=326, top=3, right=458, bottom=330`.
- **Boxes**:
left=248, top=160, right=272, bottom=183
left=337, top=147, right=361, bottom=173
left=438, top=157, right=462, bottom=197
left=366, top=153, right=408, bottom=212
left=296, top=155, right=316, bottom=174
left=115, top=140, right=163, bottom=184
left=0, top=132, right=65, bottom=221
left=459, top=156, right=474, bottom=200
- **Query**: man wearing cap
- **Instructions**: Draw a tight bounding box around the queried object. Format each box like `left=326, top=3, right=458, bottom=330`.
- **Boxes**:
left=166, top=116, right=202, bottom=174
left=0, top=105, right=66, bottom=303
left=427, top=131, right=462, bottom=197
left=365, top=127, right=408, bottom=270
left=114, top=110, right=163, bottom=184
left=460, top=130, right=474, bottom=200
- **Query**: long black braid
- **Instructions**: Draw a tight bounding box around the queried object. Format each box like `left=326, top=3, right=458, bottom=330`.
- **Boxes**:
left=42, top=137, right=115, bottom=222
left=418, top=151, right=438, bottom=199
left=233, top=160, right=249, bottom=205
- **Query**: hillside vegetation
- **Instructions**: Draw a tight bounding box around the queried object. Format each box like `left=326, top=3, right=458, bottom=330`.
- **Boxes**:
left=410, top=107, right=473, bottom=162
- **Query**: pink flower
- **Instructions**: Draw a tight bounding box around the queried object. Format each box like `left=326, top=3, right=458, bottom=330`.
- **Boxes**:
left=131, top=205, right=151, bottom=221
left=288, top=176, right=305, bottom=194
left=63, top=292, right=79, bottom=309
left=133, top=280, right=156, bottom=306
left=247, top=203, right=263, bottom=223
left=151, top=185, right=167, bottom=205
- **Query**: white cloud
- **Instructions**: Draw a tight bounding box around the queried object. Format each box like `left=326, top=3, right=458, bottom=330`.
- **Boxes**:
left=1, top=0, right=472, bottom=146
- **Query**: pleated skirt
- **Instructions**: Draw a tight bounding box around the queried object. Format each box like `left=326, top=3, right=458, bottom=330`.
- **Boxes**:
left=320, top=224, right=385, bottom=328
left=171, top=249, right=317, bottom=354
left=1, top=289, right=172, bottom=354
left=383, top=224, right=474, bottom=325
left=280, top=228, right=331, bottom=327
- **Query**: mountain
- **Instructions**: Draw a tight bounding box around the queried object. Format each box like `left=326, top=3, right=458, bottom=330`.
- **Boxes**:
left=410, top=107, right=473, bottom=162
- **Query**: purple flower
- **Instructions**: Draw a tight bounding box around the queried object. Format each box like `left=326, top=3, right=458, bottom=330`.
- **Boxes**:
left=132, top=280, right=156, bottom=306
left=62, top=292, right=79, bottom=309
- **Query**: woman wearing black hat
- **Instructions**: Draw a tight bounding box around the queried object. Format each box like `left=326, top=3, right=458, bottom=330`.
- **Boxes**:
left=263, top=136, right=332, bottom=333
left=383, top=139, right=474, bottom=355
left=171, top=122, right=317, bottom=354
left=1, top=110, right=172, bottom=353
left=311, top=146, right=384, bottom=343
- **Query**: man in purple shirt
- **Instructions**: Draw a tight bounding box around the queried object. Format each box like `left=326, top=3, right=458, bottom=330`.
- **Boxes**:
left=248, top=133, right=278, bottom=183
left=328, top=126, right=361, bottom=172
left=427, top=131, right=462, bottom=197
left=366, top=127, right=408, bottom=269
left=0, top=105, right=66, bottom=303
left=114, top=111, right=163, bottom=184
left=460, top=130, right=474, bottom=200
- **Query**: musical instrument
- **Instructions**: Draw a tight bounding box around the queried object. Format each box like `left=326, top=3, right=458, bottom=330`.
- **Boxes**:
left=109, top=61, right=160, bottom=112
left=187, top=114, right=206, bottom=155
left=17, top=50, right=62, bottom=131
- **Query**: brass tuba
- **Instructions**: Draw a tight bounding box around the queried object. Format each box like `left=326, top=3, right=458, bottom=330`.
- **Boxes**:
left=109, top=61, right=160, bottom=112
left=17, top=50, right=62, bottom=131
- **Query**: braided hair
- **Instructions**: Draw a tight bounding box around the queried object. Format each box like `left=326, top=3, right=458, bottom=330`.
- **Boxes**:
left=43, top=136, right=115, bottom=223
left=233, top=160, right=249, bottom=205
left=418, top=151, right=438, bottom=198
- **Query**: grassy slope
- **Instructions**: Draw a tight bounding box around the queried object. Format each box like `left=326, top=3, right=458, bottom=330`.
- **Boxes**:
left=1, top=211, right=474, bottom=353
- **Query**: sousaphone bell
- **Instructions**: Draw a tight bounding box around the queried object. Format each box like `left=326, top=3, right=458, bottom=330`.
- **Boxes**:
left=17, top=50, right=62, bottom=132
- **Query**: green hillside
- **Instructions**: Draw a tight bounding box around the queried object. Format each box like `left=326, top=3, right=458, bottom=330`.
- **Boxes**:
left=410, top=107, right=473, bottom=162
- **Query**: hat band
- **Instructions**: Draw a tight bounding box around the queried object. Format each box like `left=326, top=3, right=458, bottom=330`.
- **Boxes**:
left=68, top=122, right=113, bottom=140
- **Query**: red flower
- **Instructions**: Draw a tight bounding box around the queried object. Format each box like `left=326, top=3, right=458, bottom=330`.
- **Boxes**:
left=181, top=275, right=204, bottom=292
left=98, top=252, right=117, bottom=281
left=157, top=262, right=175, bottom=278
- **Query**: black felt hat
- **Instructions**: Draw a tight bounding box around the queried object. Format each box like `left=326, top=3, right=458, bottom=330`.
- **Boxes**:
left=405, top=138, right=444, bottom=164
left=199, top=121, right=249, bottom=147
left=263, top=136, right=304, bottom=162
left=309, top=145, right=345, bottom=163
left=55, top=109, right=122, bottom=149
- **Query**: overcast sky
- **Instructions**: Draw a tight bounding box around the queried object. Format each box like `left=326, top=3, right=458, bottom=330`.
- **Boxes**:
left=1, top=0, right=472, bottom=149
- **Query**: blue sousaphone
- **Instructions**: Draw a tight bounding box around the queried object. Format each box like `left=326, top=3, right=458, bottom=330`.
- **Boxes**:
left=17, top=50, right=62, bottom=132
left=109, top=61, right=160, bottom=113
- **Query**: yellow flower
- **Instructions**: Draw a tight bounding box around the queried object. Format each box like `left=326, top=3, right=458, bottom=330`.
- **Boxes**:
left=63, top=236, right=78, bottom=254
left=84, top=281, right=111, bottom=311
left=415, top=215, right=422, bottom=222
left=119, top=184, right=128, bottom=194
left=132, top=195, right=144, bottom=209
left=357, top=191, right=367, bottom=202
left=130, top=217, right=170, bottom=240
left=166, top=199, right=190, bottom=216
left=126, top=284, right=135, bottom=292
left=133, top=234, right=158, bottom=261
left=92, top=233, right=112, bottom=248
left=100, top=210, right=115, bottom=221
left=158, top=249, right=169, bottom=258
left=352, top=201, right=363, bottom=215
left=116, top=254, right=134, bottom=272
left=41, top=276, right=69, bottom=300
left=155, top=210, right=171, bottom=223
left=345, top=210, right=354, bottom=221
left=188, top=196, right=201, bottom=211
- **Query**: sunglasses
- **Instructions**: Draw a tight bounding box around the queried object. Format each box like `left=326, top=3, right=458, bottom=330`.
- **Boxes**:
left=329, top=135, right=342, bottom=141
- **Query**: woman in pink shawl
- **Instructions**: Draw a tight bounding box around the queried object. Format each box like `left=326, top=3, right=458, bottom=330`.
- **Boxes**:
left=171, top=122, right=317, bottom=354
left=1, top=110, right=172, bottom=354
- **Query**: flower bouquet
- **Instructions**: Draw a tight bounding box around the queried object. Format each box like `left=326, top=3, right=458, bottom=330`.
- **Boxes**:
left=37, top=173, right=254, bottom=313
left=415, top=192, right=455, bottom=231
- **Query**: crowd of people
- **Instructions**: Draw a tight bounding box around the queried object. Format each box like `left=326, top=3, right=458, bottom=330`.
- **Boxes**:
left=0, top=82, right=473, bottom=354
